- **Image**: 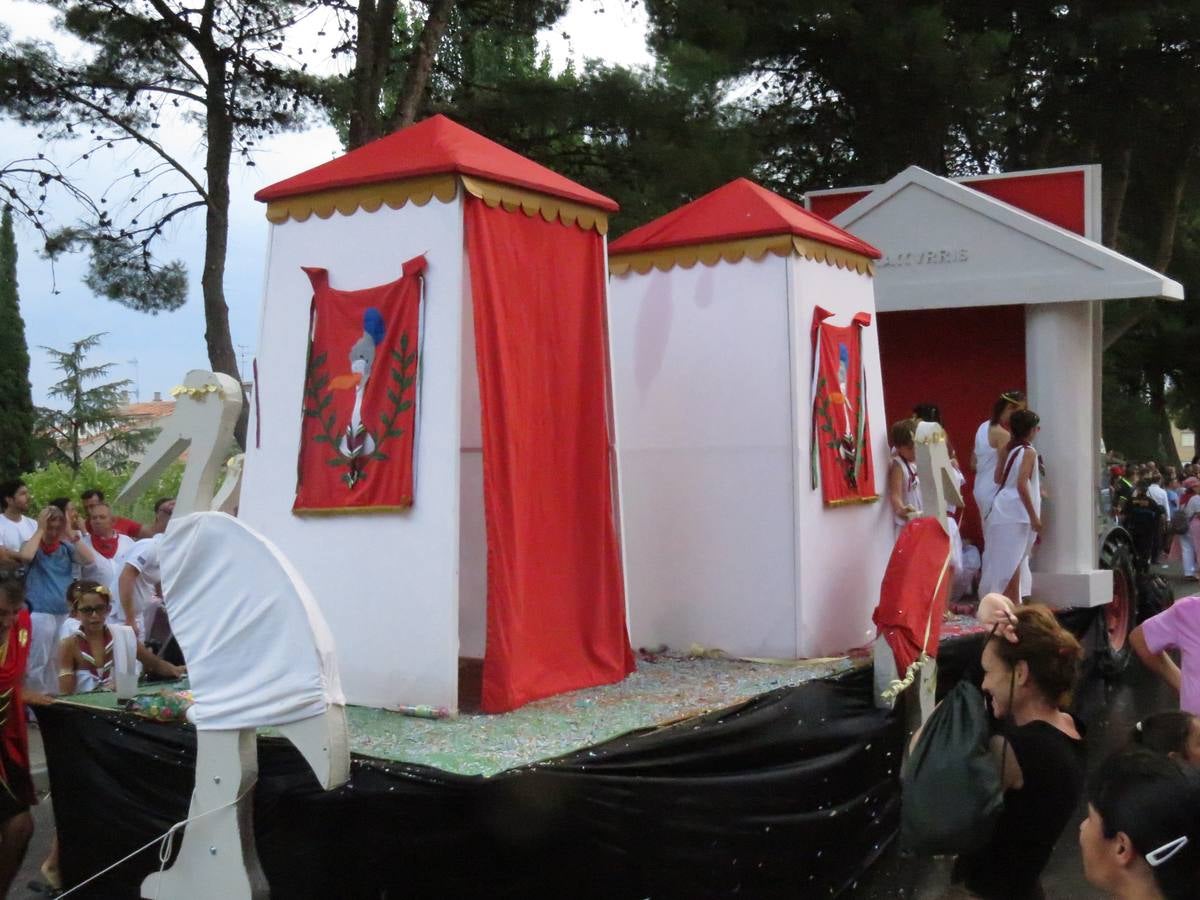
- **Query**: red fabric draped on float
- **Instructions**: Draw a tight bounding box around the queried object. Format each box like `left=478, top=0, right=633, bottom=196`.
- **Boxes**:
left=293, top=257, right=426, bottom=513
left=811, top=307, right=877, bottom=506
left=0, top=608, right=33, bottom=805
left=464, top=196, right=634, bottom=713
left=874, top=518, right=952, bottom=678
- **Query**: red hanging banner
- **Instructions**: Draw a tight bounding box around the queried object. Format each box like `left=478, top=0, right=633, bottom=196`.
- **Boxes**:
left=293, top=256, right=426, bottom=514
left=811, top=307, right=878, bottom=506
left=464, top=196, right=634, bottom=713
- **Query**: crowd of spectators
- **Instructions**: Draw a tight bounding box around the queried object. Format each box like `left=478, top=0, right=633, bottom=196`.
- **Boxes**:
left=0, top=478, right=182, bottom=894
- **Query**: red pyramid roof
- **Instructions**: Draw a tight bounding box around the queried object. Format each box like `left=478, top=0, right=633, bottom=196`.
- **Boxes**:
left=609, top=178, right=880, bottom=258
left=255, top=114, right=618, bottom=212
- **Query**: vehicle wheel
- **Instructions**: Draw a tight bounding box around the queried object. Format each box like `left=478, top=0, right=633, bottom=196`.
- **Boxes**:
left=1094, top=540, right=1135, bottom=678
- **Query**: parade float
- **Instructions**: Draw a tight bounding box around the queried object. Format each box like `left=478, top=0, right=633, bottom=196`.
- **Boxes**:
left=33, top=127, right=1181, bottom=899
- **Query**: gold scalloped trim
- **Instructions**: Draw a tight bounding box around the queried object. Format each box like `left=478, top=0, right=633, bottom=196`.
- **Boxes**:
left=264, top=173, right=611, bottom=234
left=459, top=175, right=608, bottom=235
left=265, top=174, right=459, bottom=224
left=609, top=234, right=875, bottom=276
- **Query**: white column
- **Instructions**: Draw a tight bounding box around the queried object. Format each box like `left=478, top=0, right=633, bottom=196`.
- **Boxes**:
left=1025, top=301, right=1112, bottom=607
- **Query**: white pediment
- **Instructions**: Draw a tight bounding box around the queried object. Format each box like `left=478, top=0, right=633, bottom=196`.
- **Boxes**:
left=832, top=166, right=1183, bottom=312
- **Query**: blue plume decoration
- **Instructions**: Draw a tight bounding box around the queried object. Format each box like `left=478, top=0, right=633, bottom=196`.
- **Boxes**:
left=363, top=307, right=385, bottom=346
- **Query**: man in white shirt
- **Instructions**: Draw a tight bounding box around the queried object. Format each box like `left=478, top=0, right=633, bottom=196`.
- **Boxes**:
left=1146, top=473, right=1172, bottom=563
left=84, top=503, right=137, bottom=601
left=118, top=536, right=162, bottom=639
left=0, top=480, right=36, bottom=576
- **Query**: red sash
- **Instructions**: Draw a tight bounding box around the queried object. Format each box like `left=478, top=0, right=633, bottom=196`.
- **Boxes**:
left=0, top=610, right=32, bottom=799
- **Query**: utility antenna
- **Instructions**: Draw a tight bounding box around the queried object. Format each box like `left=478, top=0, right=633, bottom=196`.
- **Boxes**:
left=127, top=358, right=140, bottom=402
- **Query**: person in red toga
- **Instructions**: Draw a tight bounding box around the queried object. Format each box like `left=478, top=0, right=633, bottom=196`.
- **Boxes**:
left=0, top=579, right=52, bottom=895
left=80, top=489, right=148, bottom=540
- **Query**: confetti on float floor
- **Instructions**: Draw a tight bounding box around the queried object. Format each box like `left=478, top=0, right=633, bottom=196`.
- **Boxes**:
left=60, top=616, right=988, bottom=777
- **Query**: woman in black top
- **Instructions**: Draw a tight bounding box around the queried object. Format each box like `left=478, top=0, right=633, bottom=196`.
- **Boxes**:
left=953, top=597, right=1086, bottom=899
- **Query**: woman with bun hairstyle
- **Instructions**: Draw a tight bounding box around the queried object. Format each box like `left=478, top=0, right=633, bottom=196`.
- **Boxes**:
left=978, top=408, right=1041, bottom=602
left=1080, top=748, right=1200, bottom=900
left=972, top=390, right=1025, bottom=520
left=1131, top=711, right=1200, bottom=767
left=950, top=597, right=1086, bottom=899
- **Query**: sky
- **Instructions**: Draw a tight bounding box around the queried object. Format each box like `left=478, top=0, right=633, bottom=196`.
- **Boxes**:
left=2, top=0, right=652, bottom=408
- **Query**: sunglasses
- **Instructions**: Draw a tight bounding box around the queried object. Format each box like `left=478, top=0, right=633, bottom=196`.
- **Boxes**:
left=76, top=605, right=109, bottom=616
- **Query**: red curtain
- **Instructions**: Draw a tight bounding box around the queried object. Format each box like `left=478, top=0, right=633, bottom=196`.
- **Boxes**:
left=294, top=257, right=426, bottom=513
left=464, top=197, right=634, bottom=713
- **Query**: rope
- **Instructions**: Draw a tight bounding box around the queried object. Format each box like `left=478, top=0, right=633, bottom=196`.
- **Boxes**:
left=56, top=782, right=254, bottom=898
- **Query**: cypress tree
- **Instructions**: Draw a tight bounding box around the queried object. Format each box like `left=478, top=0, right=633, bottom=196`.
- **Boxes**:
left=0, top=210, right=35, bottom=480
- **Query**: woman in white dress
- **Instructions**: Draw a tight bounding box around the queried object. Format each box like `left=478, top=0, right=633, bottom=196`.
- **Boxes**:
left=972, top=390, right=1026, bottom=519
left=979, top=409, right=1042, bottom=602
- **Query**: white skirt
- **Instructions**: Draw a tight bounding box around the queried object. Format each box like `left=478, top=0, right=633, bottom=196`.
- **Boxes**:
left=979, top=522, right=1034, bottom=598
left=26, top=612, right=68, bottom=695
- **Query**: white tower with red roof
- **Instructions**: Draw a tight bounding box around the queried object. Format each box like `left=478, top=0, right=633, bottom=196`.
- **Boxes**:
left=243, top=116, right=630, bottom=712
left=607, top=178, right=890, bottom=659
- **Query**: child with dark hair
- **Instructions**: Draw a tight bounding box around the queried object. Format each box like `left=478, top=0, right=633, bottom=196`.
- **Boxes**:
left=887, top=418, right=921, bottom=538
left=979, top=408, right=1041, bottom=602
left=1080, top=749, right=1200, bottom=900
left=1132, top=711, right=1200, bottom=766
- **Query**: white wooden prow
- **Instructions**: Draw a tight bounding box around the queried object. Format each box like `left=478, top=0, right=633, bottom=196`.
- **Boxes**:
left=873, top=422, right=963, bottom=725
left=116, top=369, right=245, bottom=516
left=113, top=370, right=349, bottom=900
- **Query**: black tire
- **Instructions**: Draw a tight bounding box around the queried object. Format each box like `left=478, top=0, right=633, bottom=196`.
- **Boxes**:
left=1094, top=538, right=1136, bottom=679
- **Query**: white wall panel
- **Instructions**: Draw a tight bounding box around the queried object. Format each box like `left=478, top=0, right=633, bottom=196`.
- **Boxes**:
left=242, top=199, right=464, bottom=710
left=788, top=257, right=892, bottom=657
left=609, top=257, right=798, bottom=656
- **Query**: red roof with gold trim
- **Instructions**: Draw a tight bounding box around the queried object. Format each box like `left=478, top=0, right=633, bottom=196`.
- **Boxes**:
left=609, top=178, right=880, bottom=258
left=255, top=114, right=618, bottom=212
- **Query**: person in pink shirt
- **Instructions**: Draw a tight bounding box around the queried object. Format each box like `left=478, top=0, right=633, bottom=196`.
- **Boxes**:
left=1131, top=595, right=1200, bottom=715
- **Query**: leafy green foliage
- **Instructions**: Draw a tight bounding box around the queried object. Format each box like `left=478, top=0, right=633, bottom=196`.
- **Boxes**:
left=643, top=0, right=1200, bottom=460
left=0, top=209, right=35, bottom=480
left=35, top=332, right=155, bottom=471
left=21, top=457, right=185, bottom=524
left=0, top=0, right=325, bottom=436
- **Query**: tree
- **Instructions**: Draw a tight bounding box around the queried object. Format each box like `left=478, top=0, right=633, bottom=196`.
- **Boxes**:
left=322, top=0, right=581, bottom=150
left=643, top=0, right=1200, bottom=462
left=323, top=0, right=755, bottom=234
left=0, top=0, right=323, bottom=446
left=338, top=0, right=459, bottom=149
left=0, top=209, right=35, bottom=480
left=35, top=332, right=155, bottom=472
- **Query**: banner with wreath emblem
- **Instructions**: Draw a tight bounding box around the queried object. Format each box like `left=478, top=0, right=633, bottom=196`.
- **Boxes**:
left=293, top=255, right=426, bottom=514
left=810, top=306, right=878, bottom=507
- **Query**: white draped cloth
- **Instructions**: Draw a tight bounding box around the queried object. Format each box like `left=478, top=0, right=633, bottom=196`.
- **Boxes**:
left=971, top=420, right=998, bottom=518
left=160, top=512, right=344, bottom=730
left=980, top=444, right=1041, bottom=598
